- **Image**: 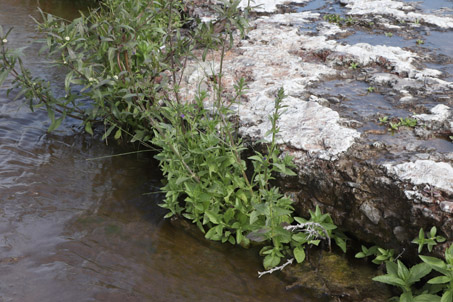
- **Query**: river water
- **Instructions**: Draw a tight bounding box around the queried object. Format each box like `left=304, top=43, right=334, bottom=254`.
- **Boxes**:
left=0, top=1, right=313, bottom=301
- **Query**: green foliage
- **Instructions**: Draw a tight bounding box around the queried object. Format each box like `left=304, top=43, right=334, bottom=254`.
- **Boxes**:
left=400, top=117, right=418, bottom=128
left=378, top=116, right=417, bottom=132
left=355, top=245, right=395, bottom=265
left=372, top=260, right=433, bottom=300
left=367, top=86, right=376, bottom=93
left=323, top=14, right=357, bottom=26
left=153, top=83, right=343, bottom=270
left=416, top=39, right=424, bottom=45
left=412, top=227, right=446, bottom=253
left=379, top=116, right=389, bottom=124
left=349, top=62, right=359, bottom=70
left=419, top=245, right=453, bottom=302
left=1, top=0, right=187, bottom=138
left=292, top=206, right=348, bottom=253
left=0, top=0, right=345, bottom=272
left=369, top=227, right=451, bottom=302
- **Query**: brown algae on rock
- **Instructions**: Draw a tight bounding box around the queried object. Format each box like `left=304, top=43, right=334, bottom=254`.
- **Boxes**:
left=282, top=250, right=392, bottom=302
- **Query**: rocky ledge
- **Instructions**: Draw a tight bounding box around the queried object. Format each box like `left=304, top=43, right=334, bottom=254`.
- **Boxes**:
left=182, top=0, right=453, bottom=256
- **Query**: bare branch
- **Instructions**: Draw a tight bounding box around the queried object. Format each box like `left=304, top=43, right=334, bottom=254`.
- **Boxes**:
left=258, top=258, right=294, bottom=278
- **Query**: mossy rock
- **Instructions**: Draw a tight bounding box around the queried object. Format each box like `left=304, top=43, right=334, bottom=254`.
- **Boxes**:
left=282, top=249, right=392, bottom=302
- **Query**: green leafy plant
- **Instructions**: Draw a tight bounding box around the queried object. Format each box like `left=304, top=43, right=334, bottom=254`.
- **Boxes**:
left=385, top=32, right=394, bottom=37
left=399, top=117, right=417, bottom=128
left=323, top=14, right=356, bottom=26
left=367, top=227, right=451, bottom=302
left=378, top=116, right=417, bottom=132
left=355, top=245, right=395, bottom=265
left=389, top=121, right=401, bottom=131
left=416, top=39, right=424, bottom=45
left=372, top=260, right=437, bottom=302
left=367, top=86, right=376, bottom=93
left=379, top=116, right=389, bottom=124
left=323, top=14, right=344, bottom=24
left=0, top=0, right=187, bottom=139
left=349, top=62, right=359, bottom=70
left=345, top=16, right=356, bottom=26
left=412, top=227, right=446, bottom=253
left=420, top=245, right=453, bottom=302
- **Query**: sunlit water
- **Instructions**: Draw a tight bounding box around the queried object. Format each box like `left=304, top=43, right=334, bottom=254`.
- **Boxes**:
left=0, top=1, right=314, bottom=301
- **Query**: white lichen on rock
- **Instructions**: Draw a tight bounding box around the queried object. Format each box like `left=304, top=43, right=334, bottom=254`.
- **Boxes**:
left=385, top=160, right=453, bottom=194
left=414, top=104, right=452, bottom=123
left=340, top=0, right=453, bottom=29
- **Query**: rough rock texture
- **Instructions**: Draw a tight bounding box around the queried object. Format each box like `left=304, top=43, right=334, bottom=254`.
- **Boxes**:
left=183, top=0, right=453, bottom=257
left=238, top=0, right=310, bottom=12
left=340, top=0, right=453, bottom=29
left=282, top=250, right=392, bottom=301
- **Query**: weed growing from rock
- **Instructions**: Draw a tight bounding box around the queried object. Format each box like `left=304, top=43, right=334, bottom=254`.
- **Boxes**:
left=359, top=227, right=452, bottom=302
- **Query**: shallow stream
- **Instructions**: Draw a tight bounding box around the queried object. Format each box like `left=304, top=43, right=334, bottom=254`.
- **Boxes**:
left=0, top=1, right=314, bottom=301
left=1, top=0, right=452, bottom=301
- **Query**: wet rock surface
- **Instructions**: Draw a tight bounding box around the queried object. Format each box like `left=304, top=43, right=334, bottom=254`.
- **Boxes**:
left=281, top=250, right=392, bottom=301
left=183, top=0, right=453, bottom=258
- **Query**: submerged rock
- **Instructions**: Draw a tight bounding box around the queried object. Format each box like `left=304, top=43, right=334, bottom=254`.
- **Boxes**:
left=282, top=250, right=392, bottom=302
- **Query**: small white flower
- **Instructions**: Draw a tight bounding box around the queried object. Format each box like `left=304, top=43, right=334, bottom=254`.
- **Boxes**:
left=113, top=75, right=118, bottom=80
left=64, top=36, right=70, bottom=41
left=88, top=77, right=95, bottom=82
left=63, top=60, right=67, bottom=64
left=2, top=38, right=7, bottom=44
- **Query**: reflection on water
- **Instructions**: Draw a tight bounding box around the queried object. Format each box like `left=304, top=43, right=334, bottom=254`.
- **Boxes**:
left=0, top=1, right=314, bottom=301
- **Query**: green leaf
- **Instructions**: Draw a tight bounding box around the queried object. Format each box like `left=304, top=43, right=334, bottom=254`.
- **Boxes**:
left=428, top=276, right=450, bottom=284
left=249, top=210, right=258, bottom=225
left=85, top=122, right=93, bottom=135
left=101, top=125, right=115, bottom=140
left=400, top=292, right=414, bottom=302
left=0, top=69, right=9, bottom=86
left=263, top=253, right=280, bottom=269
left=413, top=294, right=441, bottom=302
left=236, top=230, right=243, bottom=245
left=386, top=261, right=398, bottom=276
left=334, top=236, right=347, bottom=253
left=205, top=226, right=221, bottom=241
left=355, top=252, right=366, bottom=258
left=224, top=208, right=234, bottom=224
left=430, top=227, right=437, bottom=238
left=205, top=210, right=219, bottom=224
left=442, top=291, right=453, bottom=302
left=175, top=176, right=190, bottom=185
left=294, top=217, right=307, bottom=224
left=408, top=262, right=431, bottom=284
left=293, top=246, right=305, bottom=263
left=163, top=212, right=173, bottom=219
left=419, top=256, right=448, bottom=272
left=114, top=128, right=122, bottom=140
left=397, top=260, right=410, bottom=280
left=48, top=116, right=63, bottom=132
left=372, top=274, right=406, bottom=287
